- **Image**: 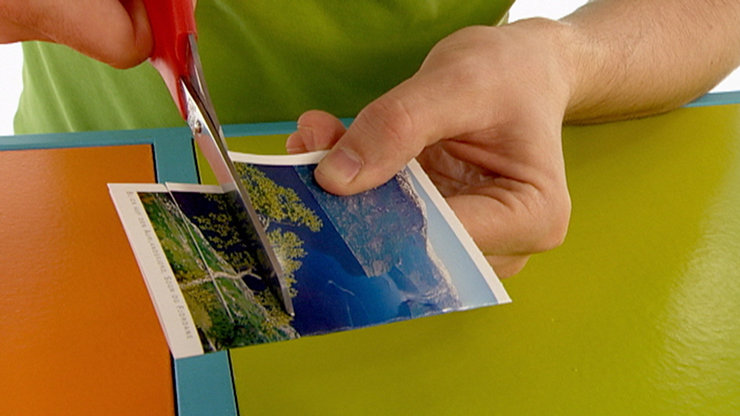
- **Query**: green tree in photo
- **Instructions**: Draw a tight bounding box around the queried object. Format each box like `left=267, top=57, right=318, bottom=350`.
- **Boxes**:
left=234, top=163, right=325, bottom=296
left=236, top=163, right=323, bottom=232
left=189, top=194, right=258, bottom=273
left=141, top=164, right=327, bottom=350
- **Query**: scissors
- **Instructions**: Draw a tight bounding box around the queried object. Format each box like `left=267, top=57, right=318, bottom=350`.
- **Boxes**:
left=142, top=0, right=295, bottom=316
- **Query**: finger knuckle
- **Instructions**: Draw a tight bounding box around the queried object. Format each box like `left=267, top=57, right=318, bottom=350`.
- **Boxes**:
left=106, top=44, right=149, bottom=69
left=532, top=191, right=571, bottom=252
left=356, top=96, right=417, bottom=154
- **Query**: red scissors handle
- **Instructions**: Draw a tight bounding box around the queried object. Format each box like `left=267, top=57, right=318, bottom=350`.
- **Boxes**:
left=142, top=0, right=197, bottom=118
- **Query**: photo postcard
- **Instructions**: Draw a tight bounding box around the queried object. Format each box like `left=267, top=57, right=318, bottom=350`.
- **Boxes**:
left=109, top=151, right=510, bottom=359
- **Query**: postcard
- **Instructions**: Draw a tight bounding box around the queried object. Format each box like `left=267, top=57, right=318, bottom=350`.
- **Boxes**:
left=109, top=151, right=510, bottom=359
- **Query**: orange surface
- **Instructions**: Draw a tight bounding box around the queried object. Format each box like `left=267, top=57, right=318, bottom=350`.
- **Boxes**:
left=0, top=145, right=174, bottom=415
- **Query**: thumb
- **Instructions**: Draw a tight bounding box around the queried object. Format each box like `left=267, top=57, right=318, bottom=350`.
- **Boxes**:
left=314, top=76, right=468, bottom=196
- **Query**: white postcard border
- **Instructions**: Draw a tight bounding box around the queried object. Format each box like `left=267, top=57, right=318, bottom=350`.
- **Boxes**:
left=229, top=150, right=327, bottom=166
left=165, top=182, right=223, bottom=194
left=405, top=160, right=511, bottom=303
left=108, top=183, right=204, bottom=359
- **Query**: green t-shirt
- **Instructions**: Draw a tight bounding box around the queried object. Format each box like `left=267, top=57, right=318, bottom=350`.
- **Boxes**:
left=14, top=1, right=512, bottom=134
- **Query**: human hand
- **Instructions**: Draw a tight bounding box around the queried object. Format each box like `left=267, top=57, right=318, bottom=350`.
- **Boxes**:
left=286, top=19, right=574, bottom=277
left=0, top=0, right=152, bottom=68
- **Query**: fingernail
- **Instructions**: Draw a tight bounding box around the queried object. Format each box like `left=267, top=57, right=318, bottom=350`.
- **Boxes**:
left=316, top=147, right=363, bottom=184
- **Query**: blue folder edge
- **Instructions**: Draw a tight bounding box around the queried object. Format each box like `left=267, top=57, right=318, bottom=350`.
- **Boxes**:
left=0, top=126, right=199, bottom=183
left=2, top=94, right=739, bottom=416
left=685, top=90, right=740, bottom=108
left=174, top=352, right=238, bottom=416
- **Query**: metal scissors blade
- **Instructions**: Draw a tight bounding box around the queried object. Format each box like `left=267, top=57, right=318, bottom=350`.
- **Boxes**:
left=142, top=0, right=294, bottom=316
left=181, top=36, right=294, bottom=317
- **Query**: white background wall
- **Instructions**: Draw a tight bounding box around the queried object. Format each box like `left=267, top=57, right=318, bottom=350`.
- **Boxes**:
left=0, top=0, right=738, bottom=136
left=0, top=43, right=22, bottom=136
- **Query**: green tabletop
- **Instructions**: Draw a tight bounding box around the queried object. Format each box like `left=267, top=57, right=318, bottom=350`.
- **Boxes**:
left=224, top=103, right=740, bottom=415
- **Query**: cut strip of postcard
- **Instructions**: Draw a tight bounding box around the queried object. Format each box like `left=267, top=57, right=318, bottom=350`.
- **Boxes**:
left=109, top=151, right=510, bottom=359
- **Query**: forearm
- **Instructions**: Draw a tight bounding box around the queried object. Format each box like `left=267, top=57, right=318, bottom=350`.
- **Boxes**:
left=522, top=0, right=740, bottom=123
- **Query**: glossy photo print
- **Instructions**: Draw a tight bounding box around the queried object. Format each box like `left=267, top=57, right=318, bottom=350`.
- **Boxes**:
left=109, top=151, right=509, bottom=359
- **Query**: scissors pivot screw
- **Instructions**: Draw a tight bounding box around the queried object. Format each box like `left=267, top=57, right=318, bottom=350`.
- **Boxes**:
left=193, top=120, right=203, bottom=134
